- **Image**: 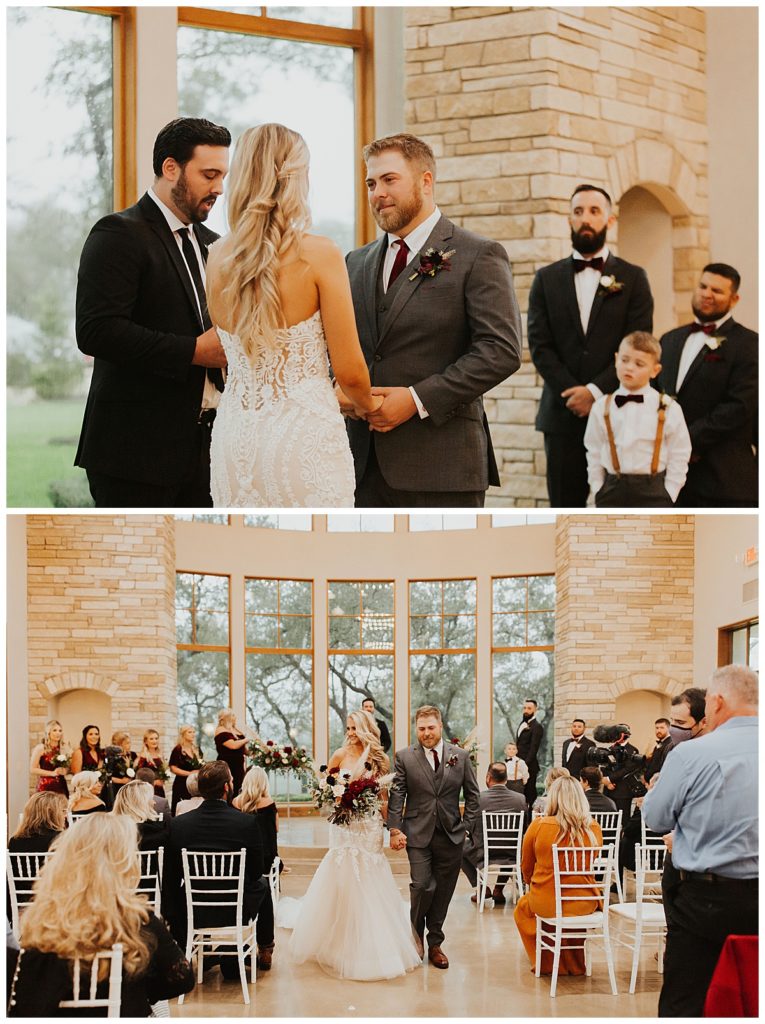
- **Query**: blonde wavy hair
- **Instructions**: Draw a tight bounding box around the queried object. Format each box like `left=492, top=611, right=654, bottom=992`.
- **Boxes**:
left=68, top=770, right=103, bottom=812
left=543, top=765, right=571, bottom=791
left=215, top=708, right=238, bottom=734
left=42, top=719, right=65, bottom=754
left=177, top=725, right=200, bottom=755
left=113, top=780, right=159, bottom=823
left=13, top=791, right=67, bottom=839
left=237, top=766, right=271, bottom=814
left=218, top=123, right=311, bottom=359
left=19, top=814, right=152, bottom=979
left=345, top=710, right=389, bottom=777
left=140, top=729, right=161, bottom=760
left=546, top=775, right=598, bottom=847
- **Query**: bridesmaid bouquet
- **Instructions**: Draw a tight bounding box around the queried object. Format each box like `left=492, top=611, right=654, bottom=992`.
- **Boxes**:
left=52, top=752, right=71, bottom=773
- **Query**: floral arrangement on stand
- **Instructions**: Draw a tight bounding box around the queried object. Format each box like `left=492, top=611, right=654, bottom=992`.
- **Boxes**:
left=250, top=739, right=314, bottom=786
left=448, top=726, right=482, bottom=770
left=313, top=762, right=395, bottom=826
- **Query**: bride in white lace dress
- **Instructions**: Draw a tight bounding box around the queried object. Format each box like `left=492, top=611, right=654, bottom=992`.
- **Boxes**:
left=278, top=711, right=421, bottom=981
left=205, top=124, right=381, bottom=507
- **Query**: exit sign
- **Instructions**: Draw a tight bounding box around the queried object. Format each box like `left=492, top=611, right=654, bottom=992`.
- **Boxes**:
left=744, top=547, right=758, bottom=567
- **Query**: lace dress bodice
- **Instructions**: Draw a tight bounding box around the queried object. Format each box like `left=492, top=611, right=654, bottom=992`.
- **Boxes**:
left=210, top=311, right=356, bottom=507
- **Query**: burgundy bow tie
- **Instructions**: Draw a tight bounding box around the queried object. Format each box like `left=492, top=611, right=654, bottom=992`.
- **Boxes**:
left=573, top=256, right=605, bottom=273
left=692, top=321, right=718, bottom=335
left=614, top=394, right=644, bottom=408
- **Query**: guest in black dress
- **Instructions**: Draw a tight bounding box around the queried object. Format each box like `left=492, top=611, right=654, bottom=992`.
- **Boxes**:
left=113, top=780, right=169, bottom=851
left=232, top=765, right=279, bottom=969
left=169, top=725, right=202, bottom=814
left=8, top=815, right=194, bottom=1016
left=67, top=771, right=107, bottom=816
left=70, top=724, right=104, bottom=777
left=214, top=709, right=252, bottom=798
left=29, top=720, right=70, bottom=797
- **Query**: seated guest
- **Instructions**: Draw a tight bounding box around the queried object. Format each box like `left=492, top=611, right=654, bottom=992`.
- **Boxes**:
left=580, top=766, right=617, bottom=812
left=174, top=771, right=203, bottom=816
left=503, top=742, right=528, bottom=795
left=514, top=775, right=604, bottom=976
left=169, top=725, right=202, bottom=814
left=70, top=724, right=104, bottom=776
left=8, top=792, right=67, bottom=852
left=233, top=766, right=280, bottom=968
left=113, top=780, right=168, bottom=851
left=136, top=767, right=172, bottom=818
left=68, top=770, right=107, bottom=816
left=461, top=761, right=526, bottom=905
left=531, top=766, right=570, bottom=818
left=8, top=815, right=194, bottom=1016
left=162, top=761, right=272, bottom=973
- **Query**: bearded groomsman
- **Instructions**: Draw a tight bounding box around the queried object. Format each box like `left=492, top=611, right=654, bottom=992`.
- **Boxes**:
left=528, top=184, right=654, bottom=507
left=341, top=133, right=522, bottom=507
left=656, top=263, right=757, bottom=507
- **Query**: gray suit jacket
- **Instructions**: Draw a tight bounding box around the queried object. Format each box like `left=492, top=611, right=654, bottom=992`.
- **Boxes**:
left=387, top=742, right=481, bottom=848
left=464, top=784, right=526, bottom=865
left=345, top=215, right=522, bottom=492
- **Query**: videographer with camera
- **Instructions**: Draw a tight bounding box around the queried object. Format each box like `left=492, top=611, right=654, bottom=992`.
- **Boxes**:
left=590, top=723, right=644, bottom=822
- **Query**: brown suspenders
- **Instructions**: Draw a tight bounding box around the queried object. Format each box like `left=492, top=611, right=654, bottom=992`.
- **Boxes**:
left=603, top=393, right=667, bottom=476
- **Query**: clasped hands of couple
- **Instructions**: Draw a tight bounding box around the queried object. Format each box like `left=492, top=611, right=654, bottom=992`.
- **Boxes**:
left=334, top=382, right=417, bottom=434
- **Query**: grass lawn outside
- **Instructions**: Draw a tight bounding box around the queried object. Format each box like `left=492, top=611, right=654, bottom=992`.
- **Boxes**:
left=7, top=398, right=90, bottom=507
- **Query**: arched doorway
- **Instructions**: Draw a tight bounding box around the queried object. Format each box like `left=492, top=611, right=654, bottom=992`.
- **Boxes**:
left=614, top=689, right=671, bottom=758
left=52, top=688, right=112, bottom=753
left=618, top=186, right=674, bottom=338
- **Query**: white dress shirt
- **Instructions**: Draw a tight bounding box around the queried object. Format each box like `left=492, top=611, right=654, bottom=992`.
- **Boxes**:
left=504, top=756, right=529, bottom=783
left=147, top=188, right=220, bottom=410
left=675, top=310, right=734, bottom=390
left=382, top=206, right=443, bottom=419
left=423, top=738, right=445, bottom=771
left=572, top=246, right=610, bottom=401
left=584, top=383, right=692, bottom=501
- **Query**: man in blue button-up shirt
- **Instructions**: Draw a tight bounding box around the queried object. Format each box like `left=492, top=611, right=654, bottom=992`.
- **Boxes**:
left=643, top=664, right=758, bottom=1016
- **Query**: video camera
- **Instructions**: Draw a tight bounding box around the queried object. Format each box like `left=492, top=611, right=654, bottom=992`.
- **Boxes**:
left=586, top=724, right=647, bottom=796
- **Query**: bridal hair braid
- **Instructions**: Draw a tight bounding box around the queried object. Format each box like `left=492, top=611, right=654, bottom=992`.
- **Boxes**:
left=68, top=770, right=102, bottom=812
left=219, top=123, right=311, bottom=360
left=19, top=814, right=152, bottom=980
left=344, top=710, right=389, bottom=777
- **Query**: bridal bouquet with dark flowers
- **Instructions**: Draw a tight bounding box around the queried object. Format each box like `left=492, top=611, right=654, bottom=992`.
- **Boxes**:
left=313, top=762, right=395, bottom=825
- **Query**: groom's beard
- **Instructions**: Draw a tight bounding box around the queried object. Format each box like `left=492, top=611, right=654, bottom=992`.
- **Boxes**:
left=570, top=223, right=608, bottom=256
left=371, top=182, right=423, bottom=235
left=172, top=170, right=217, bottom=224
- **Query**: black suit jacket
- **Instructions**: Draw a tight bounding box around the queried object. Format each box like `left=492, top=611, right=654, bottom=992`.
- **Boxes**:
left=604, top=741, right=640, bottom=800
left=561, top=735, right=596, bottom=779
left=516, top=718, right=544, bottom=773
left=75, top=193, right=217, bottom=485
left=376, top=718, right=392, bottom=753
left=528, top=253, right=653, bottom=435
left=656, top=318, right=758, bottom=503
left=162, top=798, right=264, bottom=939
left=585, top=789, right=617, bottom=813
left=644, top=735, right=674, bottom=782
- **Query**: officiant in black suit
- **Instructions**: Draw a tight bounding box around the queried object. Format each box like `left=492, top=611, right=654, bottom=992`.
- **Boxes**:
left=528, top=184, right=654, bottom=507
left=656, top=263, right=757, bottom=507
left=341, top=133, right=522, bottom=507
left=75, top=117, right=231, bottom=507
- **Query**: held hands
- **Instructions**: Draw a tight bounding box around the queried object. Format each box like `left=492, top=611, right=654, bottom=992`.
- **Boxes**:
left=334, top=383, right=413, bottom=431
left=192, top=326, right=227, bottom=369
left=389, top=828, right=407, bottom=851
left=561, top=385, right=595, bottom=418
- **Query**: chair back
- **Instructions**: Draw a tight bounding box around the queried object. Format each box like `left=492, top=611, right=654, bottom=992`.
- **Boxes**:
left=640, top=815, right=666, bottom=847
left=137, top=847, right=164, bottom=912
left=67, top=811, right=89, bottom=827
left=58, top=943, right=124, bottom=1016
left=551, top=842, right=614, bottom=919
left=268, top=856, right=281, bottom=909
left=590, top=809, right=622, bottom=850
left=634, top=842, right=666, bottom=903
left=6, top=851, right=53, bottom=938
left=481, top=810, right=524, bottom=867
left=181, top=848, right=246, bottom=931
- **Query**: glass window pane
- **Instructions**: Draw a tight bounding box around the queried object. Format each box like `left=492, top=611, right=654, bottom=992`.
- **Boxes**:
left=361, top=581, right=394, bottom=614
left=528, top=611, right=555, bottom=645
left=731, top=627, right=747, bottom=664
left=410, top=653, right=476, bottom=743
left=195, top=610, right=229, bottom=646
left=443, top=579, right=475, bottom=614
left=443, top=614, right=476, bottom=649
left=244, top=515, right=278, bottom=529
left=280, top=615, right=311, bottom=649
left=178, top=27, right=355, bottom=252
left=329, top=616, right=360, bottom=650
left=528, top=575, right=556, bottom=611
left=409, top=515, right=443, bottom=532
left=246, top=578, right=279, bottom=614
left=493, top=613, right=526, bottom=647
left=196, top=575, right=229, bottom=613
left=267, top=6, right=355, bottom=28
left=409, top=581, right=441, bottom=615
left=493, top=651, right=554, bottom=781
left=328, top=582, right=360, bottom=614
left=493, top=577, right=526, bottom=613
left=177, top=649, right=230, bottom=761
left=443, top=515, right=477, bottom=530
left=410, top=615, right=441, bottom=650
left=176, top=573, right=194, bottom=608
left=280, top=579, right=312, bottom=615
left=175, top=607, right=193, bottom=645
left=749, top=622, right=758, bottom=669
left=491, top=514, right=527, bottom=528
left=246, top=652, right=313, bottom=754
left=362, top=616, right=394, bottom=651
left=247, top=615, right=279, bottom=649
left=328, top=654, right=394, bottom=754
left=7, top=8, right=114, bottom=508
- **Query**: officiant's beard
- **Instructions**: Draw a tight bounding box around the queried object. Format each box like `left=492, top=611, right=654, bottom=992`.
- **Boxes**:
left=172, top=170, right=217, bottom=224
left=371, top=182, right=424, bottom=235
left=571, top=224, right=608, bottom=256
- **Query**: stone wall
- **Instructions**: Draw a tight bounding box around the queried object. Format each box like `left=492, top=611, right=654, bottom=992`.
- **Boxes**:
left=26, top=515, right=177, bottom=778
left=404, top=7, right=710, bottom=505
left=553, top=514, right=694, bottom=753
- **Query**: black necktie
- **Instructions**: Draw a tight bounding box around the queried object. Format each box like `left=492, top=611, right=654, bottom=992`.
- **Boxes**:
left=432, top=748, right=440, bottom=771
left=692, top=321, right=718, bottom=335
left=614, top=394, right=644, bottom=408
left=573, top=256, right=605, bottom=273
left=180, top=227, right=224, bottom=393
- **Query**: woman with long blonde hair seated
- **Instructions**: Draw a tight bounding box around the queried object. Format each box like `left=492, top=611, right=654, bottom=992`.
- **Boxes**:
left=112, top=780, right=167, bottom=851
left=205, top=122, right=382, bottom=508
left=514, top=774, right=604, bottom=976
left=8, top=814, right=194, bottom=1015
left=9, top=792, right=67, bottom=853
left=67, top=770, right=107, bottom=816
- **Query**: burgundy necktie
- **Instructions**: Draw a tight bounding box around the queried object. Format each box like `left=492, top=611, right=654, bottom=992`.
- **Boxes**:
left=388, top=238, right=409, bottom=287
left=692, top=322, right=718, bottom=335
left=614, top=394, right=645, bottom=408
left=573, top=256, right=605, bottom=273
left=432, top=747, right=440, bottom=771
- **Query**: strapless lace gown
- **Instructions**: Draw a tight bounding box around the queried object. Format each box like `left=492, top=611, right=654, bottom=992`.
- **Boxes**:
left=210, top=310, right=355, bottom=507
left=278, top=816, right=421, bottom=981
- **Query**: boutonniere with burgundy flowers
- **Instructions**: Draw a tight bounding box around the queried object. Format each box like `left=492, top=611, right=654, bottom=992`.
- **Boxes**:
left=409, top=247, right=456, bottom=281
left=597, top=274, right=624, bottom=296
left=446, top=754, right=460, bottom=768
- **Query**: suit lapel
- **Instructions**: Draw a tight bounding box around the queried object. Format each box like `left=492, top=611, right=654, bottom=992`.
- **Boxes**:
left=376, top=215, right=454, bottom=350
left=140, top=194, right=205, bottom=332
left=678, top=320, right=732, bottom=393
left=363, top=236, right=387, bottom=347
left=563, top=258, right=586, bottom=342
left=414, top=744, right=438, bottom=794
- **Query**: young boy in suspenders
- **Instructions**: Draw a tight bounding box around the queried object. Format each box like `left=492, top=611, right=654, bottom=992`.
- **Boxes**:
left=584, top=332, right=692, bottom=507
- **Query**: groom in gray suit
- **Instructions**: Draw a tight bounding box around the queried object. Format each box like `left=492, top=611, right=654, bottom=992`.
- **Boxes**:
left=387, top=705, right=480, bottom=969
left=341, top=133, right=522, bottom=506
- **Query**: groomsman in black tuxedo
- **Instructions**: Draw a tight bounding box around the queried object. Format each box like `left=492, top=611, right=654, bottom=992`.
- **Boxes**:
left=361, top=697, right=392, bottom=753
left=75, top=117, right=231, bottom=507
left=528, top=184, right=654, bottom=507
left=656, top=263, right=757, bottom=507
left=560, top=718, right=595, bottom=780
left=516, top=699, right=544, bottom=807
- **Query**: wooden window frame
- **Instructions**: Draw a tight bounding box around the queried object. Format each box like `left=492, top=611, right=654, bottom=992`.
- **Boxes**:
left=717, top=616, right=759, bottom=667
left=175, top=569, right=233, bottom=708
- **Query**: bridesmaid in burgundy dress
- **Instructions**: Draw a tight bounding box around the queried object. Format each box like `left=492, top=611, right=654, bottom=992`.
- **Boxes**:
left=136, top=729, right=168, bottom=797
left=29, top=720, right=70, bottom=797
left=169, top=725, right=202, bottom=813
left=213, top=709, right=252, bottom=798
left=70, top=724, right=104, bottom=776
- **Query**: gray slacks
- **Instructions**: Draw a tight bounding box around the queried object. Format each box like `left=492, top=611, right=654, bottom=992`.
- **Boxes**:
left=407, top=825, right=464, bottom=948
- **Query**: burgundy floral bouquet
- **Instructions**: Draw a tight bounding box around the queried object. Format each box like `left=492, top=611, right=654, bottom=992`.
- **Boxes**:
left=313, top=761, right=394, bottom=825
left=250, top=739, right=314, bottom=786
